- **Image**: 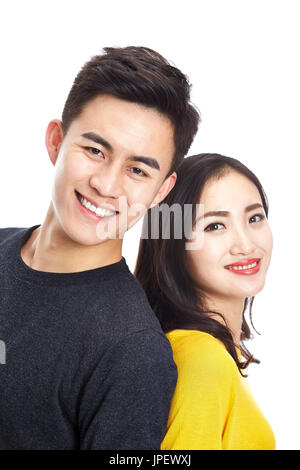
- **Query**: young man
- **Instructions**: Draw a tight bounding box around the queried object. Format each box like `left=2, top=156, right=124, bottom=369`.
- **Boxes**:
left=0, top=47, right=199, bottom=450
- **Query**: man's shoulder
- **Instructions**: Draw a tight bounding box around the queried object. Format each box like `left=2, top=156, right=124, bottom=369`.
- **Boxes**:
left=105, top=327, right=177, bottom=376
left=0, top=226, right=25, bottom=245
left=65, top=262, right=164, bottom=348
left=96, top=267, right=161, bottom=326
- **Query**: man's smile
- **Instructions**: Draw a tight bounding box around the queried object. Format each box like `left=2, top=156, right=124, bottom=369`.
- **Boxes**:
left=75, top=190, right=118, bottom=220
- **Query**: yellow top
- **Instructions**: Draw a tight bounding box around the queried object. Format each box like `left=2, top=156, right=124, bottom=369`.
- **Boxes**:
left=161, top=330, right=276, bottom=450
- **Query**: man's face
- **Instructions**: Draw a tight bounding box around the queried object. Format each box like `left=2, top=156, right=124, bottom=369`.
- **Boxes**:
left=46, top=94, right=176, bottom=246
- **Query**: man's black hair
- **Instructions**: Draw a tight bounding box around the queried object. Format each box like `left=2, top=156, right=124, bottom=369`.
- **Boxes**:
left=61, top=46, right=200, bottom=176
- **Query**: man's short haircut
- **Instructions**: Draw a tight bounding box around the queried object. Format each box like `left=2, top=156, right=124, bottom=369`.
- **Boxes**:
left=61, top=46, right=200, bottom=176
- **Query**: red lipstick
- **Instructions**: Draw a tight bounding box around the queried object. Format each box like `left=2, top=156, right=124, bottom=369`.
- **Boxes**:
left=224, top=258, right=261, bottom=276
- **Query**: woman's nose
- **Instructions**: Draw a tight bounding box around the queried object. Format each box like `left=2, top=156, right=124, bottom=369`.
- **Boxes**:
left=229, top=227, right=255, bottom=256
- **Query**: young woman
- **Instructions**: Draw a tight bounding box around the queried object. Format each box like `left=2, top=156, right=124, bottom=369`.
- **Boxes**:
left=135, top=153, right=275, bottom=450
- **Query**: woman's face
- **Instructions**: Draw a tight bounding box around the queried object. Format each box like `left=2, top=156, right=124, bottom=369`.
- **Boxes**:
left=187, top=170, right=273, bottom=303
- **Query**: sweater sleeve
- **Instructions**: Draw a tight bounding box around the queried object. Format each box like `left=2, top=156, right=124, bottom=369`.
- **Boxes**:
left=78, top=329, right=178, bottom=450
left=161, top=332, right=237, bottom=450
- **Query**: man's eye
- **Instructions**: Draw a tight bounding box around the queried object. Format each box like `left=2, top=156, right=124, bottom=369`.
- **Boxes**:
left=130, top=167, right=147, bottom=177
left=85, top=147, right=104, bottom=157
left=249, top=213, right=265, bottom=223
left=204, top=222, right=224, bottom=232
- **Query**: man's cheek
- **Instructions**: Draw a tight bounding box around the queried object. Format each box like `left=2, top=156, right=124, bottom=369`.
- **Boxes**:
left=127, top=203, right=148, bottom=230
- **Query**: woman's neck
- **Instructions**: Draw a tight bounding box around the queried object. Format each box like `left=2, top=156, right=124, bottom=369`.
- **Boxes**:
left=202, top=295, right=246, bottom=346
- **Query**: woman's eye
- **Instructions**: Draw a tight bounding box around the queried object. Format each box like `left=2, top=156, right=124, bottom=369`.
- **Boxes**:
left=204, top=222, right=224, bottom=232
left=249, top=213, right=265, bottom=223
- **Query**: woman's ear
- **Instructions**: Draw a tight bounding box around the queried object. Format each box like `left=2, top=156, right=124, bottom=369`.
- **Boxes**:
left=45, top=119, right=64, bottom=166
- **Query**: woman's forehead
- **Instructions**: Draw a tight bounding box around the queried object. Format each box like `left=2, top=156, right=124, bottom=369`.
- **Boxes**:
left=199, top=171, right=261, bottom=208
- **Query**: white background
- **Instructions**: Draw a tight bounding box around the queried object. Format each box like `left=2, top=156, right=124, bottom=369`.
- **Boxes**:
left=0, top=0, right=299, bottom=449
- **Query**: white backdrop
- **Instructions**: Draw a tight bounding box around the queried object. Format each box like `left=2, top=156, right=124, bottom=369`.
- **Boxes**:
left=0, top=0, right=299, bottom=450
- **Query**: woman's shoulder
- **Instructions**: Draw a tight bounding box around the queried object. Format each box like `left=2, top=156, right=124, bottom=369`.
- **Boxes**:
left=166, top=329, right=238, bottom=380
left=166, top=328, right=232, bottom=357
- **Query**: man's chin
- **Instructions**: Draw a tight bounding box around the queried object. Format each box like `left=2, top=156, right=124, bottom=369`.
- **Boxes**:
left=95, top=221, right=126, bottom=242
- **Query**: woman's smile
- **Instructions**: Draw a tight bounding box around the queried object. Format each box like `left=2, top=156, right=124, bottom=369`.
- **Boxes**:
left=224, top=257, right=261, bottom=275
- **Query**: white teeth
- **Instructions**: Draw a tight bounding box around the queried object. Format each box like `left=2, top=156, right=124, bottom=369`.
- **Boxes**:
left=79, top=195, right=116, bottom=217
left=228, top=261, right=259, bottom=271
left=95, top=207, right=104, bottom=217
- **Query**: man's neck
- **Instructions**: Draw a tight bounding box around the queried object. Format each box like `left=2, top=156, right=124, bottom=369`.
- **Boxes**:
left=21, top=203, right=123, bottom=274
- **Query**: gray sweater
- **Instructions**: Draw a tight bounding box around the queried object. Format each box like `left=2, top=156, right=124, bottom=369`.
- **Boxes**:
left=0, top=225, right=177, bottom=450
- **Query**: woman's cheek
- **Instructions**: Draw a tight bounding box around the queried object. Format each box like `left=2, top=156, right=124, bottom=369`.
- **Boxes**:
left=257, top=224, right=273, bottom=257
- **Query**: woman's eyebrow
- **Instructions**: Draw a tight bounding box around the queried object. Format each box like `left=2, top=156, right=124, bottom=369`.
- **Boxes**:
left=245, top=203, right=264, bottom=212
left=203, top=210, right=230, bottom=218
left=202, top=203, right=264, bottom=219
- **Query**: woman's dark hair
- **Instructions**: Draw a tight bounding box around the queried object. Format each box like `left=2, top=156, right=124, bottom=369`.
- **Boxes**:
left=61, top=46, right=200, bottom=176
left=135, top=153, right=269, bottom=376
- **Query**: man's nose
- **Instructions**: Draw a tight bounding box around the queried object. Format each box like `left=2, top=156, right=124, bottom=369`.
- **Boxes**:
left=89, top=162, right=123, bottom=199
left=229, top=226, right=255, bottom=256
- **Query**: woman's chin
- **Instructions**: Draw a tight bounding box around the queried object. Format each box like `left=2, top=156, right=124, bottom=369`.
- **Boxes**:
left=236, top=280, right=265, bottom=299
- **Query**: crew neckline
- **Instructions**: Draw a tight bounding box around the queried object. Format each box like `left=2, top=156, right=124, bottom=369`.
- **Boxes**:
left=8, top=224, right=129, bottom=286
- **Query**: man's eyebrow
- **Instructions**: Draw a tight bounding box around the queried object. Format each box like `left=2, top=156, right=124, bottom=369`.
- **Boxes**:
left=127, top=156, right=160, bottom=171
left=80, top=132, right=160, bottom=170
left=80, top=132, right=113, bottom=151
left=202, top=203, right=264, bottom=219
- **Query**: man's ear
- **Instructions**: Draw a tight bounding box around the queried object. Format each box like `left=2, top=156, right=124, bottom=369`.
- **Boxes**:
left=150, top=172, right=177, bottom=209
left=45, top=119, right=64, bottom=166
